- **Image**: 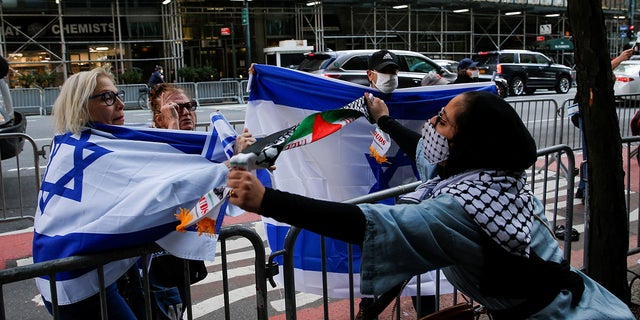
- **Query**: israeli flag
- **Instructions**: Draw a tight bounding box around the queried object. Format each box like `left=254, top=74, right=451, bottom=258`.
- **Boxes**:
left=33, top=112, right=237, bottom=305
left=247, top=64, right=496, bottom=297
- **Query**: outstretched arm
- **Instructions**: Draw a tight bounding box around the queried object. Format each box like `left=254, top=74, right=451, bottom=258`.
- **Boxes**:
left=227, top=169, right=366, bottom=244
left=611, top=48, right=633, bottom=70
left=365, top=94, right=421, bottom=160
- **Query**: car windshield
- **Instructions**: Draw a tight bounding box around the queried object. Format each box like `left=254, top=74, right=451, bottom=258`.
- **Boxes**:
left=614, top=63, right=640, bottom=76
left=298, top=54, right=333, bottom=72
left=405, top=56, right=438, bottom=73
left=473, top=53, right=498, bottom=66
left=341, top=55, right=369, bottom=70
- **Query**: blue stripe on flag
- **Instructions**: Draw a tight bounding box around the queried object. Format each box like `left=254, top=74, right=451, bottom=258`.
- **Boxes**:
left=206, top=112, right=238, bottom=160
left=33, top=222, right=175, bottom=281
left=250, top=64, right=497, bottom=120
left=94, top=123, right=210, bottom=155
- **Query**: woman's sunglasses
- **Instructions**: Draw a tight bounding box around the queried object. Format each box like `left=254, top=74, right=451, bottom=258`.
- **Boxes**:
left=174, top=101, right=198, bottom=112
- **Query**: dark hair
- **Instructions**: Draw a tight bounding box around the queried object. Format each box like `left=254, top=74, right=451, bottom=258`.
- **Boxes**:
left=439, top=91, right=537, bottom=178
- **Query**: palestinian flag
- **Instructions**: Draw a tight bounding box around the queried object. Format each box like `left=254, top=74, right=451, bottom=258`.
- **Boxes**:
left=240, top=96, right=371, bottom=168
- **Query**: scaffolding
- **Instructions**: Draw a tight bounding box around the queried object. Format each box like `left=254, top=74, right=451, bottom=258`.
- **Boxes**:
left=0, top=0, right=636, bottom=84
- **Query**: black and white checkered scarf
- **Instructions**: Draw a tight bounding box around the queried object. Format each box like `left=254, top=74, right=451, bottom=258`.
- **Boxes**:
left=400, top=169, right=534, bottom=257
left=436, top=170, right=534, bottom=257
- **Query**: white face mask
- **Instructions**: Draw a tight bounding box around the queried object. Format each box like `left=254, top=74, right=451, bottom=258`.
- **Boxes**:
left=422, top=121, right=449, bottom=165
left=470, top=70, right=479, bottom=78
left=374, top=71, right=398, bottom=94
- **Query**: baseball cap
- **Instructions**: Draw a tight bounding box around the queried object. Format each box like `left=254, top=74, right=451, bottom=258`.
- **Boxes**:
left=458, top=58, right=479, bottom=70
left=368, top=50, right=399, bottom=71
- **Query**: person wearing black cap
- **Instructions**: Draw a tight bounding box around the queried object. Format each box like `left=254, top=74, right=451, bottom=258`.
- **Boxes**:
left=366, top=49, right=441, bottom=317
left=148, top=65, right=165, bottom=87
left=366, top=50, right=400, bottom=94
left=453, top=58, right=480, bottom=84
left=227, top=91, right=635, bottom=320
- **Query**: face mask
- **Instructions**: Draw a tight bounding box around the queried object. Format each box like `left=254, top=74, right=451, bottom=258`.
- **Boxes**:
left=374, top=72, right=398, bottom=94
left=422, top=122, right=449, bottom=165
left=470, top=70, right=479, bottom=78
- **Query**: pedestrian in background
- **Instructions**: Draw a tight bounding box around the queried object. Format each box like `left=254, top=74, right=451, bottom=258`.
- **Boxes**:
left=148, top=65, right=165, bottom=88
left=453, top=58, right=480, bottom=84
left=366, top=49, right=399, bottom=94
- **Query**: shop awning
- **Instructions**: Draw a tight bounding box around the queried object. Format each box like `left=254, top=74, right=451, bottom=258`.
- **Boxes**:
left=547, top=38, right=574, bottom=51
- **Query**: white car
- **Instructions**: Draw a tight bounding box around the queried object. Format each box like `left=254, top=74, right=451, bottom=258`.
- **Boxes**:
left=614, top=60, right=640, bottom=101
left=433, top=59, right=458, bottom=73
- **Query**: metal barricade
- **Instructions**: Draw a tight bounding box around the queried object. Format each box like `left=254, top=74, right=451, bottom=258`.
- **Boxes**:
left=0, top=133, right=42, bottom=223
left=510, top=99, right=561, bottom=150
left=173, top=82, right=198, bottom=104
left=196, top=81, right=243, bottom=104
left=240, top=80, right=250, bottom=102
left=116, top=84, right=149, bottom=109
left=272, top=145, right=577, bottom=320
left=0, top=226, right=270, bottom=320
left=42, top=87, right=61, bottom=115
left=558, top=95, right=640, bottom=151
left=9, top=88, right=42, bottom=116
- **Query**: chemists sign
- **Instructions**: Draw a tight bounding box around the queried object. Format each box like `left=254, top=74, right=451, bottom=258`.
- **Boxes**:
left=4, top=17, right=126, bottom=41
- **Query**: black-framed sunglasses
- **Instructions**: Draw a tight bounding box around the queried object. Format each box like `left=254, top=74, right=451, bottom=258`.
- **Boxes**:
left=175, top=101, right=198, bottom=112
left=436, top=107, right=450, bottom=126
left=89, top=91, right=125, bottom=106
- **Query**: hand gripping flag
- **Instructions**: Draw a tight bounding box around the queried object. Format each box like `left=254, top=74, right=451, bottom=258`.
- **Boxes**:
left=180, top=95, right=374, bottom=229
left=246, top=64, right=496, bottom=298
left=229, top=94, right=374, bottom=170
left=33, top=112, right=238, bottom=305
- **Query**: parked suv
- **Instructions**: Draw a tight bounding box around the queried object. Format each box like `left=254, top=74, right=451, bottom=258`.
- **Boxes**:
left=297, top=49, right=456, bottom=88
left=472, top=49, right=573, bottom=96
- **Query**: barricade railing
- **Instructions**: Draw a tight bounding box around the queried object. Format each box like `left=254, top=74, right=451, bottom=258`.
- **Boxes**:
left=42, top=87, right=61, bottom=115
left=173, top=82, right=198, bottom=104
left=558, top=95, right=640, bottom=151
left=0, top=132, right=43, bottom=222
left=9, top=88, right=42, bottom=115
left=9, top=81, right=247, bottom=116
left=510, top=99, right=561, bottom=149
left=0, top=225, right=270, bottom=320
left=622, top=136, right=640, bottom=259
left=240, top=80, right=250, bottom=102
left=195, top=120, right=244, bottom=132
left=116, top=84, right=149, bottom=109
left=273, top=145, right=576, bottom=320
left=197, top=81, right=243, bottom=104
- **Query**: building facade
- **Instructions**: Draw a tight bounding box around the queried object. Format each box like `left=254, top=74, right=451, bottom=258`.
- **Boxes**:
left=0, top=0, right=637, bottom=87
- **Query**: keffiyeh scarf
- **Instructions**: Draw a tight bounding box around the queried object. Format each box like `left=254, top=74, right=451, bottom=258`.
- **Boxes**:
left=400, top=169, right=534, bottom=257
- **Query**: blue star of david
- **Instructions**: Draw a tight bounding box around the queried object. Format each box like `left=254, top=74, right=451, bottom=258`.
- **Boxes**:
left=39, top=131, right=112, bottom=212
left=367, top=149, right=419, bottom=204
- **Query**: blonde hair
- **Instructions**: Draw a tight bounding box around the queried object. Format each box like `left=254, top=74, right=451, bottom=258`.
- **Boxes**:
left=52, top=65, right=115, bottom=134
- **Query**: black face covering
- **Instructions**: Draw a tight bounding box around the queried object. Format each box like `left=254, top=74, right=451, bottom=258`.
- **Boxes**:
left=440, top=91, right=537, bottom=178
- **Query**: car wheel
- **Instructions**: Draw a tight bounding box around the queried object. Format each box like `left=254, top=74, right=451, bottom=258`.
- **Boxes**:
left=525, top=88, right=536, bottom=95
left=555, top=76, right=571, bottom=94
left=510, top=77, right=525, bottom=96
left=495, top=82, right=508, bottom=98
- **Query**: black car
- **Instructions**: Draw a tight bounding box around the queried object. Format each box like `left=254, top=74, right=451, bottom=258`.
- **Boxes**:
left=297, top=49, right=456, bottom=88
left=472, top=50, right=573, bottom=96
